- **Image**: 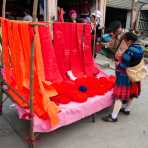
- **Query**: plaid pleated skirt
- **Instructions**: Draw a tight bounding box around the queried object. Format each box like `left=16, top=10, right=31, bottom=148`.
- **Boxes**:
left=113, top=82, right=141, bottom=100
left=113, top=70, right=141, bottom=100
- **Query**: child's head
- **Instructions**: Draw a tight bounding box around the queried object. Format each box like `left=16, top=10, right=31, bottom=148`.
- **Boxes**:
left=123, top=32, right=138, bottom=46
left=90, top=10, right=102, bottom=24
left=108, top=21, right=122, bottom=35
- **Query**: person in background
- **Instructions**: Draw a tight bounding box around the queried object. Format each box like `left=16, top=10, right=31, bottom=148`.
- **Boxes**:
left=102, top=32, right=144, bottom=122
left=57, top=7, right=65, bottom=22
left=23, top=9, right=33, bottom=21
left=107, top=21, right=123, bottom=54
left=68, top=10, right=78, bottom=23
left=90, top=10, right=103, bottom=58
left=101, top=21, right=123, bottom=58
left=38, top=15, right=44, bottom=21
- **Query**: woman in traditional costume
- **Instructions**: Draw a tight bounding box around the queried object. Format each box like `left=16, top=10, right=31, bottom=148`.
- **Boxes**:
left=102, top=32, right=144, bottom=122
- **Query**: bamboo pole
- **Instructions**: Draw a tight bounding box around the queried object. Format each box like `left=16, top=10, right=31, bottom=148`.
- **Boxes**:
left=43, top=0, right=47, bottom=21
left=92, top=0, right=99, bottom=117
left=2, top=0, right=6, bottom=17
left=32, top=0, right=38, bottom=22
left=0, top=37, right=3, bottom=115
left=46, top=0, right=49, bottom=21
left=29, top=37, right=36, bottom=148
left=92, top=0, right=99, bottom=58
left=0, top=75, right=3, bottom=115
left=29, top=0, right=38, bottom=148
left=0, top=0, right=7, bottom=115
left=92, top=0, right=98, bottom=117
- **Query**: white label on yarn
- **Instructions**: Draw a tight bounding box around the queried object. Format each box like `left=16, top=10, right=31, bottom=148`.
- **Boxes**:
left=67, top=70, right=77, bottom=80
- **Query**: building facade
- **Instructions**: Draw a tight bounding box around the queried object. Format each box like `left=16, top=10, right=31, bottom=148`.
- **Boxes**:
left=47, top=0, right=107, bottom=27
left=106, top=0, right=148, bottom=34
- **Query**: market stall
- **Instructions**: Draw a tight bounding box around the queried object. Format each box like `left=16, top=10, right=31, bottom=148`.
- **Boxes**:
left=0, top=0, right=114, bottom=148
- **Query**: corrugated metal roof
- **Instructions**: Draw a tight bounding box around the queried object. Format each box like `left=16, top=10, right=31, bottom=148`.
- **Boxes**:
left=142, top=4, right=148, bottom=10
left=106, top=0, right=132, bottom=10
left=139, top=0, right=148, bottom=3
left=107, top=0, right=148, bottom=10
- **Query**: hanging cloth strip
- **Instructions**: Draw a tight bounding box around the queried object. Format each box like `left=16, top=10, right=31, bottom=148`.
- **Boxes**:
left=18, top=22, right=32, bottom=88
left=38, top=23, right=63, bottom=82
left=80, top=24, right=99, bottom=76
left=53, top=22, right=74, bottom=80
left=1, top=18, right=60, bottom=126
left=30, top=25, right=60, bottom=125
left=53, top=22, right=84, bottom=79
left=8, top=21, right=27, bottom=90
left=1, top=18, right=13, bottom=85
left=53, top=22, right=99, bottom=79
left=1, top=18, right=28, bottom=107
left=69, top=23, right=85, bottom=78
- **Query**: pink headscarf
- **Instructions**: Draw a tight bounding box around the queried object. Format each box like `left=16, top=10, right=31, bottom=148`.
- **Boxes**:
left=69, top=10, right=77, bottom=17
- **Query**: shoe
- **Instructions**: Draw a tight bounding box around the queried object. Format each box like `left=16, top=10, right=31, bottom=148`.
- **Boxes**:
left=102, top=114, right=118, bottom=122
left=120, top=108, right=130, bottom=115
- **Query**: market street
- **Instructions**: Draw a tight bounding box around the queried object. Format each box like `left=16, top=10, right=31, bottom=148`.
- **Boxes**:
left=0, top=55, right=148, bottom=148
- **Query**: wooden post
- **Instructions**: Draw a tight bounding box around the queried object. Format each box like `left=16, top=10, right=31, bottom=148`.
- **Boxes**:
left=134, top=2, right=145, bottom=31
left=29, top=0, right=38, bottom=148
left=130, top=0, right=136, bottom=30
left=99, top=0, right=107, bottom=34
